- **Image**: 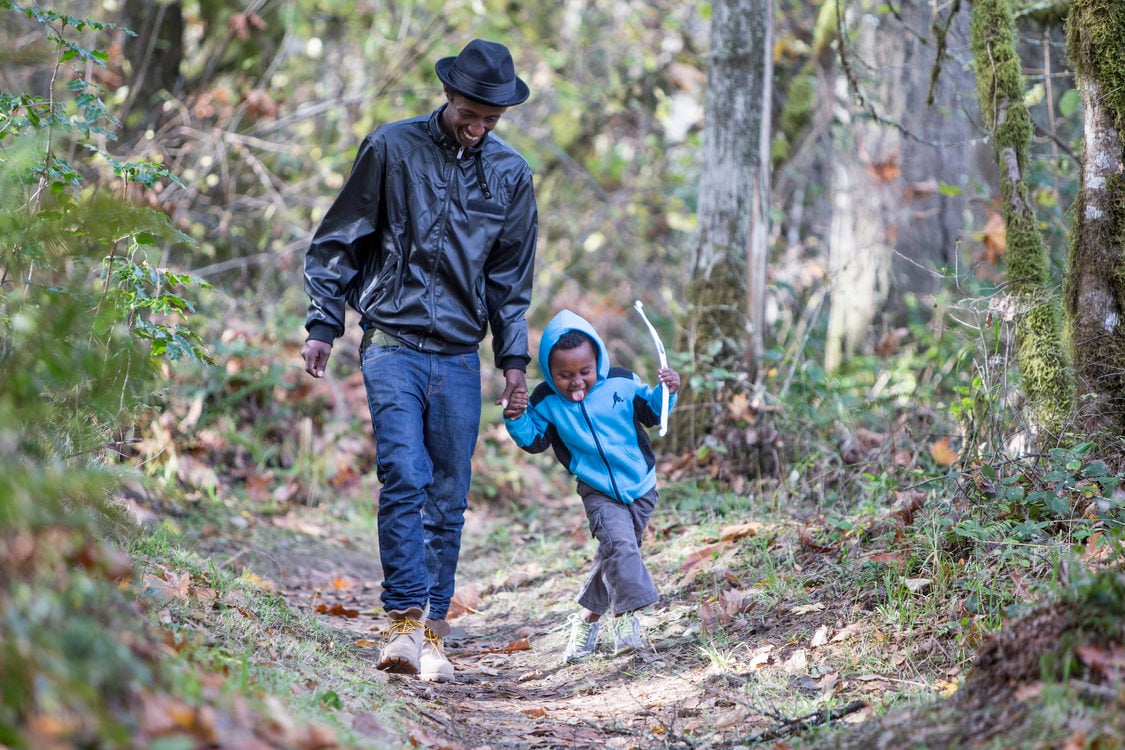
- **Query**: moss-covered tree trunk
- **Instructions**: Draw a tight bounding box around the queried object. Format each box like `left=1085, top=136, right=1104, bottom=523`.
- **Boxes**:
left=1064, top=1, right=1125, bottom=456
left=969, top=0, right=1074, bottom=443
left=675, top=0, right=773, bottom=478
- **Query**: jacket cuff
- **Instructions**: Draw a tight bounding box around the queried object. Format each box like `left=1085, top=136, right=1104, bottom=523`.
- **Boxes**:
left=498, top=356, right=528, bottom=373
left=305, top=323, right=337, bottom=345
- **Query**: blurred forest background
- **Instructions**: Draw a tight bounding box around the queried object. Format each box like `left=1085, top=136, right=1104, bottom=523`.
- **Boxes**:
left=3, top=0, right=1125, bottom=747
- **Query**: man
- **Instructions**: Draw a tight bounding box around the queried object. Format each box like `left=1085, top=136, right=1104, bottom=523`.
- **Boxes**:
left=300, top=39, right=537, bottom=682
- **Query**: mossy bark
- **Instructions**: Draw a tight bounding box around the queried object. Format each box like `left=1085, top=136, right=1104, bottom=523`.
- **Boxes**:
left=969, top=0, right=1074, bottom=442
left=1064, top=0, right=1125, bottom=454
left=676, top=0, right=774, bottom=477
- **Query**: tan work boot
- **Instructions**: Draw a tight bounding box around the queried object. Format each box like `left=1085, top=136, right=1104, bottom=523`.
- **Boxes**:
left=419, top=618, right=455, bottom=683
left=377, top=606, right=426, bottom=674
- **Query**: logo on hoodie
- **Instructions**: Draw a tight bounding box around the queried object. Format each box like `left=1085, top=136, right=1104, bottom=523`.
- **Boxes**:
left=612, top=392, right=624, bottom=408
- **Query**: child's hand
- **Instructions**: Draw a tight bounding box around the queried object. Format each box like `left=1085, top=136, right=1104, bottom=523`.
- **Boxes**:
left=503, top=389, right=528, bottom=419
left=659, top=368, right=681, bottom=395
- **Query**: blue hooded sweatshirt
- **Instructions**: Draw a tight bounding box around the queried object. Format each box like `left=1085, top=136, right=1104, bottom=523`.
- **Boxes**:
left=504, top=309, right=677, bottom=504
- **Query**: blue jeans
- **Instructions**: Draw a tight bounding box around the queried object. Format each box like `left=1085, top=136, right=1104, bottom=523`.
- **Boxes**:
left=360, top=340, right=481, bottom=620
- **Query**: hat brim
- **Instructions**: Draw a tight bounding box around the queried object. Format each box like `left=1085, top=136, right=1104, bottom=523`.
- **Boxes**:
left=436, top=57, right=530, bottom=107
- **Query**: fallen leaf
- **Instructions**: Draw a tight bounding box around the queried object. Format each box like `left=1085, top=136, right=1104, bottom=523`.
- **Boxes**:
left=698, top=601, right=717, bottom=635
left=448, top=584, right=482, bottom=618
left=679, top=541, right=734, bottom=575
left=875, top=328, right=909, bottom=358
left=982, top=211, right=1006, bottom=264
left=748, top=644, right=773, bottom=669
left=791, top=602, right=824, bottom=615
left=523, top=707, right=548, bottom=719
left=810, top=624, right=829, bottom=647
left=782, top=648, right=809, bottom=673
left=929, top=437, right=958, bottom=467
left=830, top=623, right=862, bottom=643
left=315, top=603, right=359, bottom=618
left=1076, top=644, right=1125, bottom=679
left=718, top=521, right=761, bottom=542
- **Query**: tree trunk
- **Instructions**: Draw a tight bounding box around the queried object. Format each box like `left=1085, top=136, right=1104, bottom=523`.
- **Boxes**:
left=824, top=0, right=980, bottom=371
left=970, top=0, right=1074, bottom=443
left=1064, top=1, right=1125, bottom=457
left=676, top=0, right=774, bottom=481
left=117, top=0, right=184, bottom=137
left=825, top=4, right=905, bottom=373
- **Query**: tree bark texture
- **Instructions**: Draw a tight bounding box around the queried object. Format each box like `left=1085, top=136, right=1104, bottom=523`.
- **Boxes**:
left=825, top=5, right=904, bottom=373
left=1064, top=0, right=1125, bottom=450
left=677, top=0, right=774, bottom=475
left=117, top=0, right=184, bottom=137
left=970, top=0, right=1074, bottom=442
left=825, top=0, right=980, bottom=372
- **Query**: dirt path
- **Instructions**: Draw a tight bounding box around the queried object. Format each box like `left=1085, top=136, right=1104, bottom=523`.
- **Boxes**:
left=224, top=500, right=883, bottom=750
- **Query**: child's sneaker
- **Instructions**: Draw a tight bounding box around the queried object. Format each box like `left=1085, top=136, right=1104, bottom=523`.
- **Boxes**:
left=562, top=614, right=601, bottom=663
left=612, top=613, right=644, bottom=655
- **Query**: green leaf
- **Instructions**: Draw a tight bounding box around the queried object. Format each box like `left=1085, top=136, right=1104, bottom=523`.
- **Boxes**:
left=937, top=182, right=964, bottom=197
left=1058, top=88, right=1081, bottom=118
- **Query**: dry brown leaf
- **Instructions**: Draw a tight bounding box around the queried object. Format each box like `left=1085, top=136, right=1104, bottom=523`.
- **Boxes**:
left=680, top=541, right=734, bottom=575
left=929, top=437, right=958, bottom=467
left=791, top=602, right=825, bottom=615
left=830, top=623, right=863, bottom=643
left=781, top=648, right=808, bottom=673
left=875, top=327, right=909, bottom=358
left=748, top=645, right=773, bottom=669
left=315, top=603, right=359, bottom=618
left=143, top=567, right=190, bottom=601
left=797, top=527, right=835, bottom=554
left=448, top=583, right=482, bottom=618
left=405, top=719, right=466, bottom=749
left=718, top=521, right=761, bottom=542
left=867, top=551, right=907, bottom=566
left=982, top=211, right=1006, bottom=264
left=1075, top=644, right=1125, bottom=679
left=698, top=601, right=717, bottom=635
left=523, top=707, right=548, bottom=719
left=810, top=624, right=829, bottom=647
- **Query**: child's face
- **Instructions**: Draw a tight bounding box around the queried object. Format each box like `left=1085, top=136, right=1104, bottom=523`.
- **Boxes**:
left=549, top=341, right=598, bottom=402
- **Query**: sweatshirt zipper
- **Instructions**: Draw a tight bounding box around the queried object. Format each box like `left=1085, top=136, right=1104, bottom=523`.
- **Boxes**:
left=580, top=403, right=623, bottom=502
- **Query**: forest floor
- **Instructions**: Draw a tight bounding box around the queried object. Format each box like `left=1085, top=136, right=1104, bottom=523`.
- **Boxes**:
left=169, top=464, right=1124, bottom=750
left=121, top=327, right=1123, bottom=749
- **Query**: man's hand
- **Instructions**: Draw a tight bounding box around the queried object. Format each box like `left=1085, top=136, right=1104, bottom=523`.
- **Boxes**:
left=301, top=339, right=333, bottom=378
left=496, top=368, right=527, bottom=412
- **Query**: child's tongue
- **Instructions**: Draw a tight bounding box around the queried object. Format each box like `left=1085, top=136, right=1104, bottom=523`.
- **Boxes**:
left=571, top=388, right=586, bottom=402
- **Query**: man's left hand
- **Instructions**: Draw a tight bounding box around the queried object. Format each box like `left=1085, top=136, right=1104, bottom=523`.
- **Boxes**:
left=496, top=368, right=527, bottom=409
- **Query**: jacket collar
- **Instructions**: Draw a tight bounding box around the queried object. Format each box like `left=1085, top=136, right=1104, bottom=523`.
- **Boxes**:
left=429, top=105, right=487, bottom=158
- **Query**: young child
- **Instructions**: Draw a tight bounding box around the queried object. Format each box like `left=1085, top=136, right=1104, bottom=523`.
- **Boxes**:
left=503, top=308, right=680, bottom=663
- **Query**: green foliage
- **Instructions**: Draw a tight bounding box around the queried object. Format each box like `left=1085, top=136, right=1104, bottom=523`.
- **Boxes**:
left=0, top=4, right=213, bottom=745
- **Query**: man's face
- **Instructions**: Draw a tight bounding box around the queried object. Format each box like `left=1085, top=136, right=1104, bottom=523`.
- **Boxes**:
left=441, top=90, right=507, bottom=148
left=549, top=341, right=598, bottom=403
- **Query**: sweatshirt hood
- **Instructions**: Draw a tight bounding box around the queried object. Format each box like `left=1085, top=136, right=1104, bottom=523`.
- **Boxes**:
left=539, top=309, right=610, bottom=397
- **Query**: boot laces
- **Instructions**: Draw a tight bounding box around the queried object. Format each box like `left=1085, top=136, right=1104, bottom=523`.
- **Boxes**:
left=385, top=617, right=423, bottom=639
left=423, top=626, right=445, bottom=653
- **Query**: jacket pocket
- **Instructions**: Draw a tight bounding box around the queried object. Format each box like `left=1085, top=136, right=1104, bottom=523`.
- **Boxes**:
left=467, top=198, right=507, bottom=217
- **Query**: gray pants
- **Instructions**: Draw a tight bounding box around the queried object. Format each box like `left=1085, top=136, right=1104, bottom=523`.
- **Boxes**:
left=576, top=484, right=660, bottom=616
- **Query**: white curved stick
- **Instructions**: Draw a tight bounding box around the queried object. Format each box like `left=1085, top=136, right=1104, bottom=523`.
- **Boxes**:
left=634, top=300, right=669, bottom=436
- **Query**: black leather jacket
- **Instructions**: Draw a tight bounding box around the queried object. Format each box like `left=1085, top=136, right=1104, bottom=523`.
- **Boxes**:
left=303, top=106, right=537, bottom=371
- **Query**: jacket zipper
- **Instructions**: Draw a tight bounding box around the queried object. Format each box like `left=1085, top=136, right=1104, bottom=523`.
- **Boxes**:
left=580, top=403, right=623, bottom=502
left=425, top=147, right=461, bottom=336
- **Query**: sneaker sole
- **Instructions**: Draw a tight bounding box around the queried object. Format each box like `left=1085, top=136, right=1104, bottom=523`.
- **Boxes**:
left=377, top=656, right=420, bottom=674
left=419, top=670, right=455, bottom=683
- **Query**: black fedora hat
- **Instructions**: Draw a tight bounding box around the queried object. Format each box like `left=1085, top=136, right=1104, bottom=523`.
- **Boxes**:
left=435, top=39, right=530, bottom=107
